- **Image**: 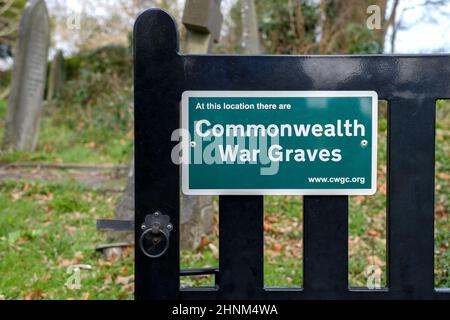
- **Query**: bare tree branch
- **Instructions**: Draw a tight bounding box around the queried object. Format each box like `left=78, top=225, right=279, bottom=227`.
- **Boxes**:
left=0, top=22, right=18, bottom=37
left=0, top=0, right=15, bottom=16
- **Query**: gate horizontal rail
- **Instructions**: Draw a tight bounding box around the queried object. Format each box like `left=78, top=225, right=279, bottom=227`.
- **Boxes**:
left=134, top=8, right=450, bottom=300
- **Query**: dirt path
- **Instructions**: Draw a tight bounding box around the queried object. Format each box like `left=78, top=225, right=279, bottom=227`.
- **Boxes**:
left=0, top=163, right=129, bottom=192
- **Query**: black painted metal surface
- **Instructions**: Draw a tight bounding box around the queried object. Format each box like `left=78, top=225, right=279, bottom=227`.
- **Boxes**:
left=134, top=8, right=450, bottom=300
left=96, top=219, right=134, bottom=231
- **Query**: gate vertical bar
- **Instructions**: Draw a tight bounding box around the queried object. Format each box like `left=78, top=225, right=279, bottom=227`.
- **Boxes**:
left=303, top=196, right=348, bottom=298
left=388, top=98, right=435, bottom=298
left=218, top=196, right=264, bottom=299
left=134, top=9, right=184, bottom=300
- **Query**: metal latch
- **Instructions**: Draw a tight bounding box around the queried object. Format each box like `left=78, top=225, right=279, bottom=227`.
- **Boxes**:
left=139, top=212, right=173, bottom=258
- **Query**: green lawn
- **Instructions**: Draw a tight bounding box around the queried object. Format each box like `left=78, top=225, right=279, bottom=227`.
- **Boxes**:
left=0, top=179, right=133, bottom=300
left=435, top=100, right=450, bottom=287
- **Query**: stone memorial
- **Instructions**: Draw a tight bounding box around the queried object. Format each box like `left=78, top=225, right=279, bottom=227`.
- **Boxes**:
left=46, top=49, right=65, bottom=101
left=180, top=0, right=223, bottom=250
left=2, top=0, right=50, bottom=151
left=181, top=0, right=222, bottom=53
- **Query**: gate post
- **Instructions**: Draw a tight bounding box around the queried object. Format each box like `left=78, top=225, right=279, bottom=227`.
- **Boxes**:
left=134, top=9, right=184, bottom=300
left=388, top=98, right=436, bottom=298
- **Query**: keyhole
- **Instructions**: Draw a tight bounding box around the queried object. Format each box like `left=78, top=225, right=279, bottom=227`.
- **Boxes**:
left=152, top=235, right=162, bottom=247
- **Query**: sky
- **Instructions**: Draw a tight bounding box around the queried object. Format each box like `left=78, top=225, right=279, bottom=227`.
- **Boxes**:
left=385, top=0, right=450, bottom=53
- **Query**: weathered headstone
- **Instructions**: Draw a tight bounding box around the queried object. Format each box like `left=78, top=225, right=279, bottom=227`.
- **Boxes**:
left=180, top=0, right=223, bottom=250
left=181, top=0, right=222, bottom=53
left=46, top=49, right=65, bottom=101
left=2, top=0, right=50, bottom=151
left=108, top=156, right=135, bottom=245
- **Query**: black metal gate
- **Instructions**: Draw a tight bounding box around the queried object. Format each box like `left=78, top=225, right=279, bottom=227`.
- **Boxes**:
left=134, top=8, right=450, bottom=300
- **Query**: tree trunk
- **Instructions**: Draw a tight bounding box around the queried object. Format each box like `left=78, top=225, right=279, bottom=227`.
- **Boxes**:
left=241, top=0, right=260, bottom=54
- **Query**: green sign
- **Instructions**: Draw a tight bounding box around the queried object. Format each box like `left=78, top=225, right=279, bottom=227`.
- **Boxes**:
left=181, top=91, right=378, bottom=195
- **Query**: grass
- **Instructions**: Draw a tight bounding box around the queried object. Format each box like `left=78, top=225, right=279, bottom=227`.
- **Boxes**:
left=435, top=100, right=450, bottom=288
left=0, top=179, right=133, bottom=300
left=347, top=107, right=388, bottom=288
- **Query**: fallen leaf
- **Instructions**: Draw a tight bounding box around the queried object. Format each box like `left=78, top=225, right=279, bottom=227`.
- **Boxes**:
left=84, top=142, right=97, bottom=149
left=24, top=290, right=44, bottom=300
left=271, top=243, right=284, bottom=252
left=265, top=216, right=278, bottom=223
left=436, top=202, right=446, bottom=218
left=36, top=193, right=53, bottom=203
left=115, top=275, right=134, bottom=285
left=57, top=251, right=86, bottom=268
left=377, top=183, right=386, bottom=194
left=121, top=245, right=134, bottom=258
left=367, top=255, right=384, bottom=266
left=63, top=225, right=77, bottom=235
left=10, top=191, right=23, bottom=202
left=208, top=243, right=219, bottom=256
left=104, top=274, right=112, bottom=285
left=102, top=247, right=122, bottom=262
left=98, top=258, right=113, bottom=267
left=58, top=259, right=73, bottom=268
left=196, top=237, right=211, bottom=252
left=41, top=274, right=51, bottom=281
left=74, top=251, right=84, bottom=261
left=263, top=222, right=273, bottom=232
left=366, top=229, right=381, bottom=237
left=438, top=172, right=450, bottom=181
left=353, top=195, right=365, bottom=204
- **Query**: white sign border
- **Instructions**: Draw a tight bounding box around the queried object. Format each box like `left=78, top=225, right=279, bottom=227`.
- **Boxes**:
left=181, top=90, right=378, bottom=196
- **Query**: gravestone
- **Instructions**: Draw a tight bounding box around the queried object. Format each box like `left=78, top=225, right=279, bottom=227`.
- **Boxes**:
left=46, top=50, right=65, bottom=101
left=108, top=156, right=135, bottom=246
left=181, top=0, right=222, bottom=53
left=180, top=0, right=222, bottom=250
left=2, top=0, right=50, bottom=151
